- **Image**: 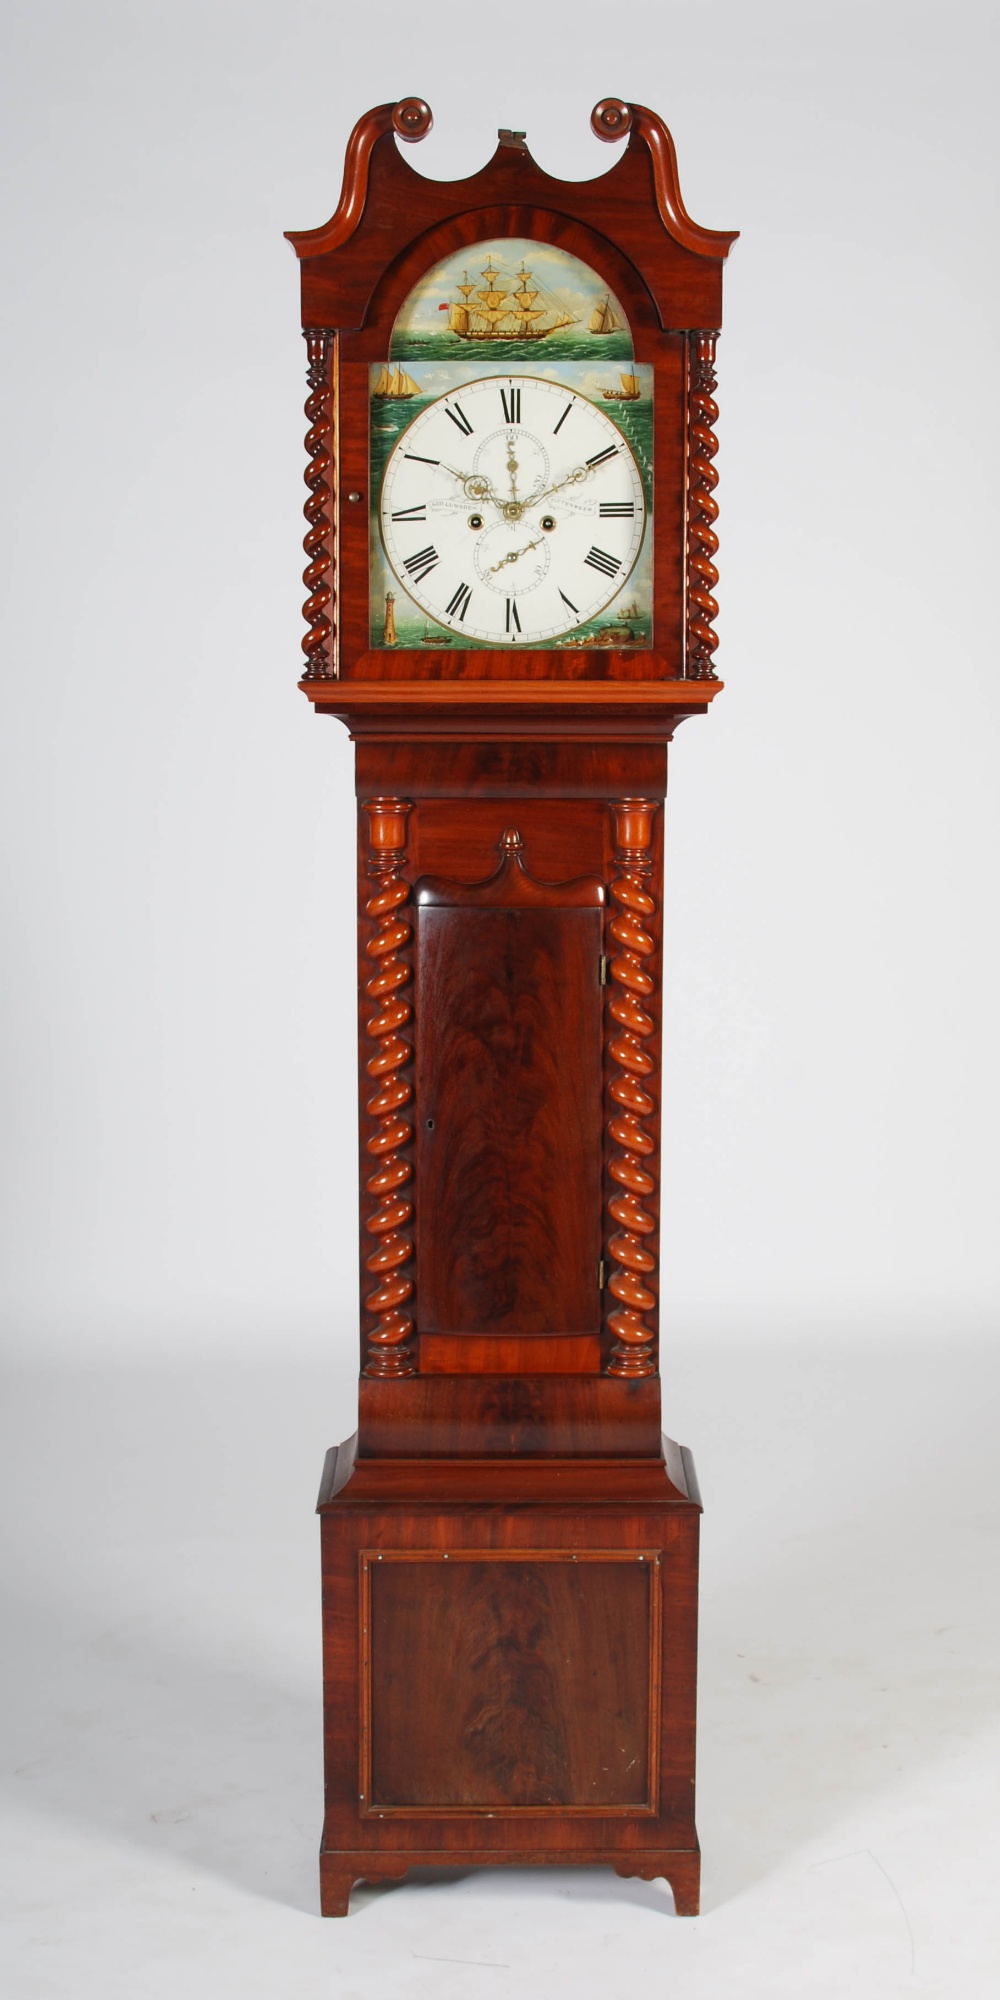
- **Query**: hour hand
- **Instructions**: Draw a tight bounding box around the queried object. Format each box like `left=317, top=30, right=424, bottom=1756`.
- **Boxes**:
left=441, top=463, right=501, bottom=507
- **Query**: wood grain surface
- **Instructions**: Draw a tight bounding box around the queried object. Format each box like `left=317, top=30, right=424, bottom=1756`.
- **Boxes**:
left=316, top=1451, right=701, bottom=1915
left=416, top=897, right=603, bottom=1341
left=364, top=1552, right=657, bottom=1811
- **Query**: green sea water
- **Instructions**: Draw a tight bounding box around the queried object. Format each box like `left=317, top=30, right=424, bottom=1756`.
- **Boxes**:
left=389, top=329, right=635, bottom=365
left=382, top=608, right=653, bottom=653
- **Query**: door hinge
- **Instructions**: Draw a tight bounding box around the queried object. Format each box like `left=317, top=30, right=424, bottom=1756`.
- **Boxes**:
left=598, top=1258, right=606, bottom=1290
left=599, top=954, right=609, bottom=986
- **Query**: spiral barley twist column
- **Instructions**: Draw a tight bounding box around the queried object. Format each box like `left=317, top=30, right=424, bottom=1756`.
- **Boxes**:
left=301, top=329, right=335, bottom=680
left=687, top=330, right=720, bottom=681
left=362, top=799, right=416, bottom=1377
left=605, top=800, right=659, bottom=1378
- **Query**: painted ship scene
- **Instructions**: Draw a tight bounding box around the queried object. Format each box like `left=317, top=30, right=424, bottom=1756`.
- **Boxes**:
left=603, top=371, right=641, bottom=402
left=372, top=365, right=420, bottom=399
left=444, top=255, right=577, bottom=341
left=590, top=293, right=625, bottom=337
left=556, top=600, right=645, bottom=648
left=389, top=237, right=634, bottom=363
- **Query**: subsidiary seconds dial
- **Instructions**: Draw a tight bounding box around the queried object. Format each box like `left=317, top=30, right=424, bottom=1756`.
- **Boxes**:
left=379, top=375, right=646, bottom=644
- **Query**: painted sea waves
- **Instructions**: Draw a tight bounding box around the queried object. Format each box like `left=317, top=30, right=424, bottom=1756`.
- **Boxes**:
left=369, top=363, right=654, bottom=652
left=393, top=328, right=634, bottom=365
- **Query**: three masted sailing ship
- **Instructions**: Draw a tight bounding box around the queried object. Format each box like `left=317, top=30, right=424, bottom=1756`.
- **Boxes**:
left=444, top=256, right=578, bottom=341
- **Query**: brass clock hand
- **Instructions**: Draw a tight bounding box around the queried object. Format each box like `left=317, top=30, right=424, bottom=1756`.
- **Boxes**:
left=525, top=463, right=594, bottom=509
left=506, top=436, right=520, bottom=506
left=488, top=536, right=544, bottom=574
left=439, top=463, right=505, bottom=510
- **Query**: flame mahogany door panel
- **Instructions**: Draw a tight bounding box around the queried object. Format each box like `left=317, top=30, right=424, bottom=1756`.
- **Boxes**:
left=415, top=836, right=604, bottom=1369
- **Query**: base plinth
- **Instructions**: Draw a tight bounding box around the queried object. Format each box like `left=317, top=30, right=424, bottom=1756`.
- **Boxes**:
left=317, top=1438, right=701, bottom=1918
left=319, top=1845, right=700, bottom=1917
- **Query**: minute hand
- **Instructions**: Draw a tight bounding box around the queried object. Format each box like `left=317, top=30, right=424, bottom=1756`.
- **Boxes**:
left=526, top=462, right=598, bottom=508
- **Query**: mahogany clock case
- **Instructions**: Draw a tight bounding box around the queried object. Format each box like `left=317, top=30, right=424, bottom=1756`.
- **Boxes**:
left=285, top=99, right=736, bottom=1919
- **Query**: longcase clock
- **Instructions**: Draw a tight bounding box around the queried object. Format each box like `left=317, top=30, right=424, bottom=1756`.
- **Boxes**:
left=285, top=97, right=737, bottom=1918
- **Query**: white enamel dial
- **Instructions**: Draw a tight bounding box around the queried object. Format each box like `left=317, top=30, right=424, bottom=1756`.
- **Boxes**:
left=378, top=375, right=646, bottom=644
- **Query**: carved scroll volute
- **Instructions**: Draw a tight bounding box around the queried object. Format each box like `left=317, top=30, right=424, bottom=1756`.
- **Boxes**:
left=687, top=331, right=720, bottom=681
left=362, top=799, right=415, bottom=1377
left=301, top=329, right=335, bottom=680
left=605, top=799, right=659, bottom=1378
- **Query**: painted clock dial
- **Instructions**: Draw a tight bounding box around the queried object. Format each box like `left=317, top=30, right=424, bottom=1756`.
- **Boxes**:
left=378, top=375, right=646, bottom=645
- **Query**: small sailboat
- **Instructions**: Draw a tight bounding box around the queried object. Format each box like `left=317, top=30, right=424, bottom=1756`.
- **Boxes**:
left=600, top=603, right=644, bottom=643
left=373, top=365, right=421, bottom=398
left=602, top=372, right=641, bottom=402
left=557, top=599, right=644, bottom=647
left=590, top=294, right=624, bottom=336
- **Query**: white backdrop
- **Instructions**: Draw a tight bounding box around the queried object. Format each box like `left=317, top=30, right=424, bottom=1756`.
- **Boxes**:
left=3, top=0, right=999, bottom=1367
left=3, top=7, right=999, bottom=1995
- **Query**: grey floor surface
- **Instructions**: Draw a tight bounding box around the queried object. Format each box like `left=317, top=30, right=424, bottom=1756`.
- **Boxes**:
left=2, top=1333, right=997, bottom=1998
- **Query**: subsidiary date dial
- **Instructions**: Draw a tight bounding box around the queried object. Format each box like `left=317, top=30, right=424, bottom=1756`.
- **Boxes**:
left=379, top=375, right=646, bottom=644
